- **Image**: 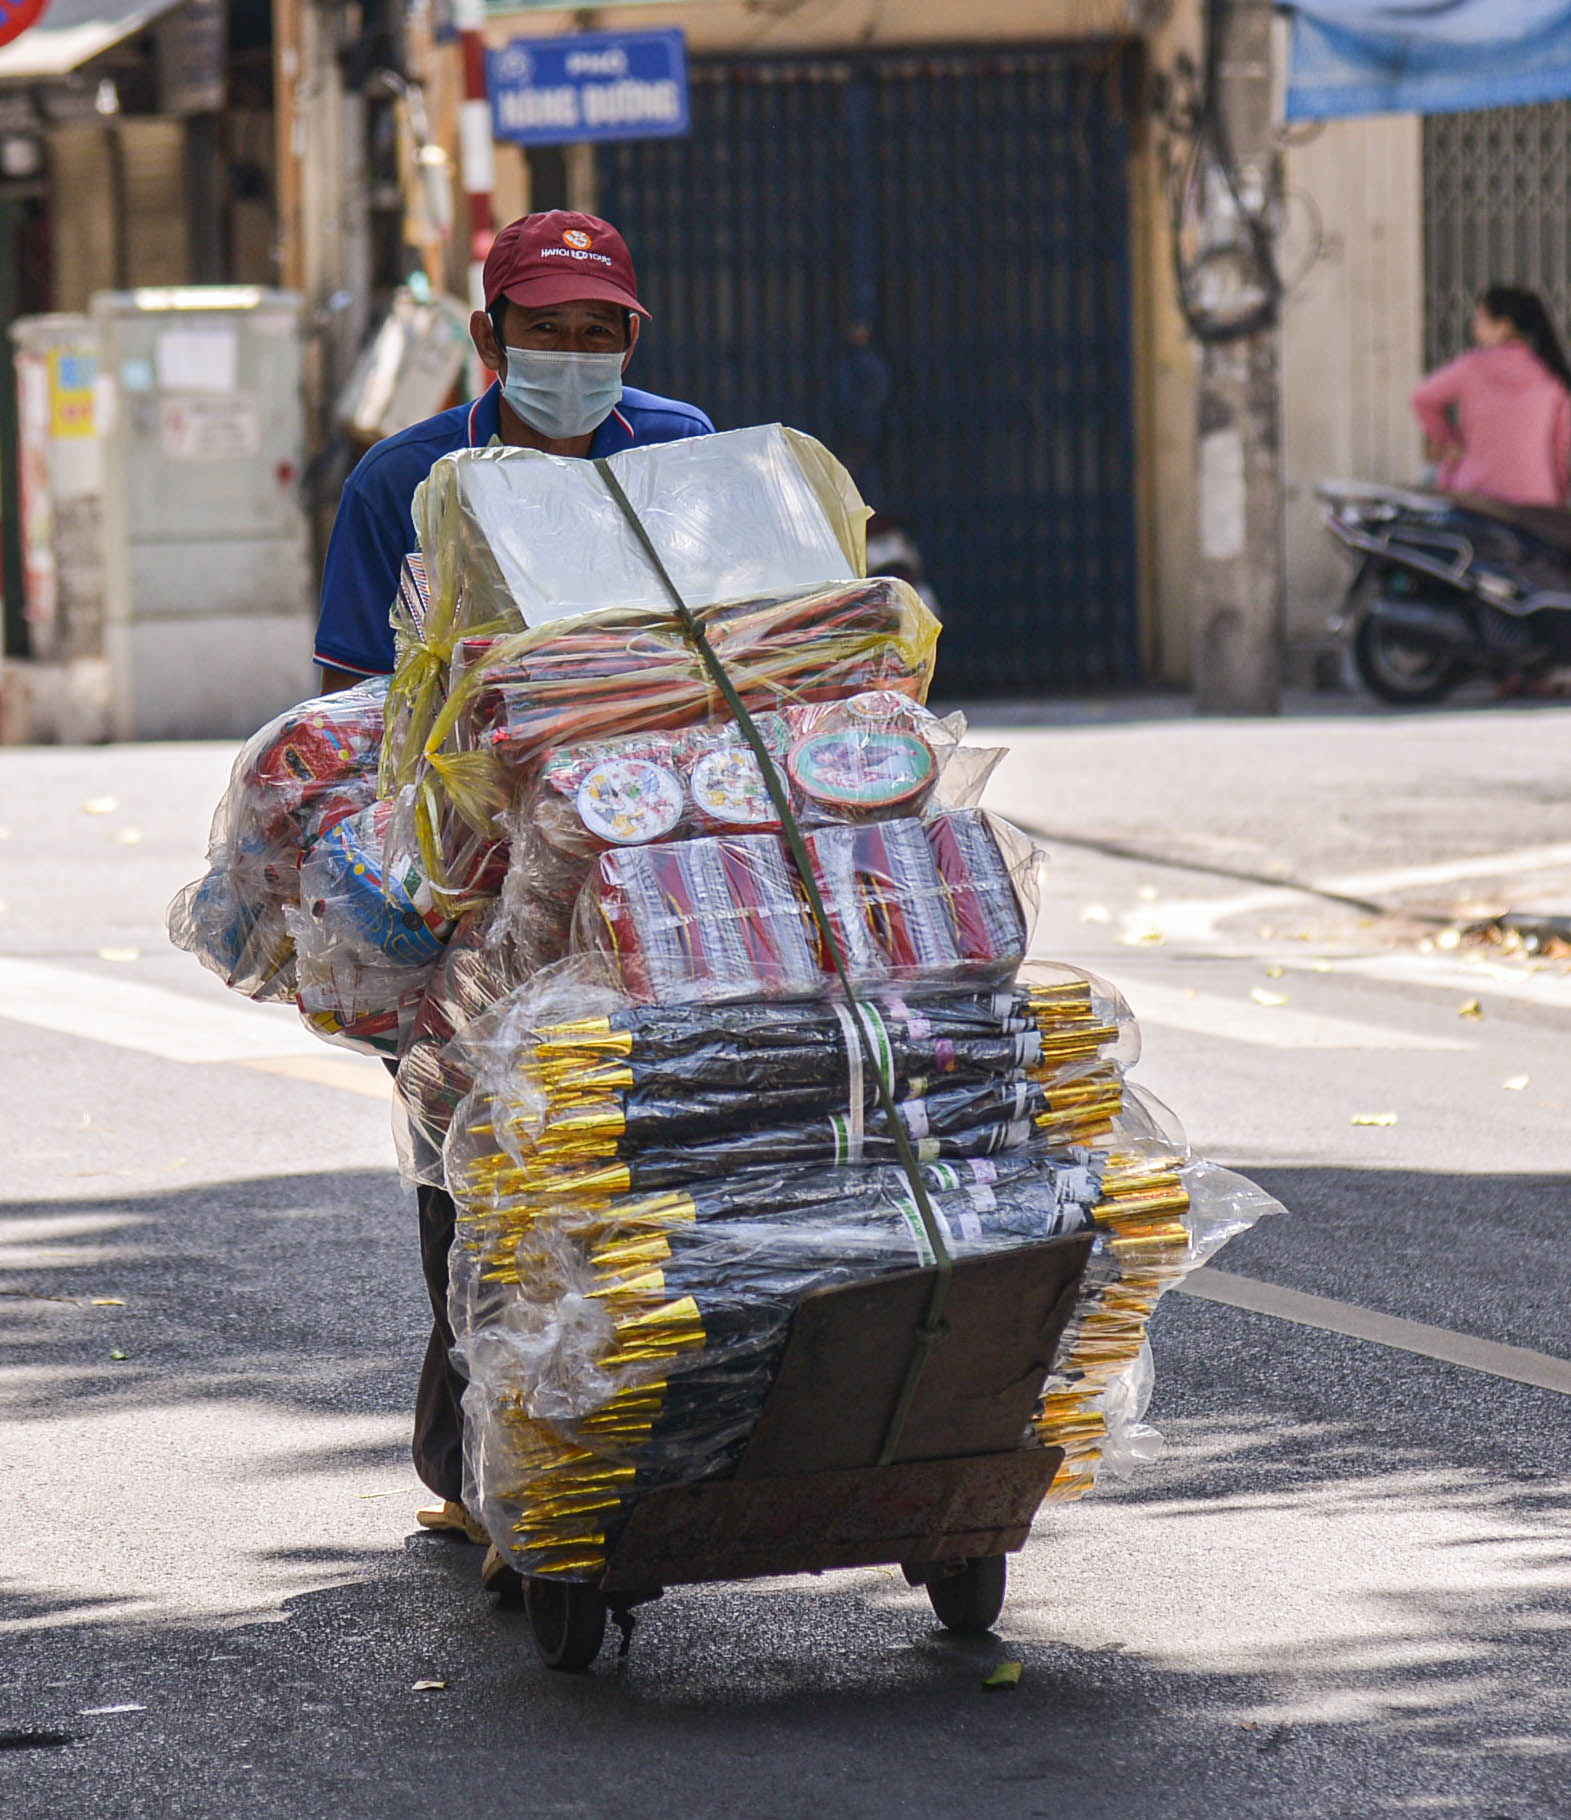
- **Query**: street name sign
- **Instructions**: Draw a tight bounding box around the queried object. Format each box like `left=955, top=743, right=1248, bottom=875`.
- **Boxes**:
left=488, top=28, right=689, bottom=146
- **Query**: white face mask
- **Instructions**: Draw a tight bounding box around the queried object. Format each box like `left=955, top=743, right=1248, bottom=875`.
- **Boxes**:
left=501, top=347, right=624, bottom=440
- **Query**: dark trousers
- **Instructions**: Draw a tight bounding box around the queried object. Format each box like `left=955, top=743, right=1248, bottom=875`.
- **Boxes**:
left=414, top=1182, right=467, bottom=1501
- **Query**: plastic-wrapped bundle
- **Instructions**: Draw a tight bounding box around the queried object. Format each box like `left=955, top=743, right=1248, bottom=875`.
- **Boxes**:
left=460, top=1154, right=1107, bottom=1580
left=467, top=1072, right=1110, bottom=1202
left=167, top=679, right=387, bottom=1001
left=414, top=424, right=867, bottom=639
left=382, top=577, right=940, bottom=916
left=925, top=810, right=1033, bottom=969
left=1031, top=1097, right=1283, bottom=1504
left=376, top=425, right=932, bottom=914
left=575, top=833, right=821, bottom=1005
left=799, top=819, right=958, bottom=977
left=286, top=796, right=454, bottom=1057
left=450, top=1142, right=1102, bottom=1343
left=461, top=581, right=936, bottom=779
left=495, top=692, right=998, bottom=974
left=572, top=811, right=1038, bottom=1003
left=443, top=967, right=1135, bottom=1330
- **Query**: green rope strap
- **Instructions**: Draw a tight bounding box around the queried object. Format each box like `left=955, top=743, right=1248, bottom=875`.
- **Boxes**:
left=593, top=458, right=952, bottom=1467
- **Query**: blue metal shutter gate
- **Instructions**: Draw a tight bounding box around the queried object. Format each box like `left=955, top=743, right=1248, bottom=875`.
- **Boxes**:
left=596, top=43, right=1140, bottom=695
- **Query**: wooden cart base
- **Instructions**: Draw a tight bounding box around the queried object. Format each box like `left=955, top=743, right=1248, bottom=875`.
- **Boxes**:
left=602, top=1447, right=1066, bottom=1591
left=512, top=1231, right=1093, bottom=1669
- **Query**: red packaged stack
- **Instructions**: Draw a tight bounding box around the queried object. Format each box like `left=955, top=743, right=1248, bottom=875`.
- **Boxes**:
left=579, top=834, right=819, bottom=1004
left=800, top=819, right=961, bottom=980
left=927, top=809, right=1029, bottom=974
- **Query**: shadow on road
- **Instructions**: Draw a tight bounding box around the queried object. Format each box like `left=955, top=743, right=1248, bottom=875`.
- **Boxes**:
left=0, top=1168, right=418, bottom=1422
left=2, top=1165, right=1569, bottom=1816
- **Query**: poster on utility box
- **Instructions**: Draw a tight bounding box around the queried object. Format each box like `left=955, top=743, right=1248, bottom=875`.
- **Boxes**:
left=488, top=29, right=691, bottom=146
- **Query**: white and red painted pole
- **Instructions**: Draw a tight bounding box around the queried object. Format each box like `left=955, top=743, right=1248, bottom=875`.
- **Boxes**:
left=453, top=0, right=495, bottom=313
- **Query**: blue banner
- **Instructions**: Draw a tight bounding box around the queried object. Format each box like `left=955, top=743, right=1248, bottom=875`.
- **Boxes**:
left=1288, top=2, right=1571, bottom=119
left=488, top=28, right=689, bottom=146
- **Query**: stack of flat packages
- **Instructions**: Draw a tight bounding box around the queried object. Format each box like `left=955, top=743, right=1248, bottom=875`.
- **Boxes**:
left=167, top=423, right=1281, bottom=1586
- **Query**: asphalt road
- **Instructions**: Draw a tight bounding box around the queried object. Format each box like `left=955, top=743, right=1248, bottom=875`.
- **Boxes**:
left=3, top=693, right=1569, bottom=1820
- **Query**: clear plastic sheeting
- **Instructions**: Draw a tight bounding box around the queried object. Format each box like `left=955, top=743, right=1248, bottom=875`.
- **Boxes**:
left=1034, top=1146, right=1283, bottom=1499
left=394, top=905, right=530, bottom=1185
left=166, top=678, right=388, bottom=1002
left=412, top=424, right=867, bottom=636
left=286, top=796, right=453, bottom=1056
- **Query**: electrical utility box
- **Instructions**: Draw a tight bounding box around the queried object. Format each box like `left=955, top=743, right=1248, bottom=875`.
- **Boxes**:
left=93, top=287, right=316, bottom=739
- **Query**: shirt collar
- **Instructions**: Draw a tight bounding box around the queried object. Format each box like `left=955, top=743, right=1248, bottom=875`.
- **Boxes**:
left=467, top=384, right=503, bottom=448
left=590, top=402, right=638, bottom=457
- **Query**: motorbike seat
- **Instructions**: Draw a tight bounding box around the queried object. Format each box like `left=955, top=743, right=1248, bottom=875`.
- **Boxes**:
left=1450, top=493, right=1571, bottom=557
left=1315, top=479, right=1449, bottom=515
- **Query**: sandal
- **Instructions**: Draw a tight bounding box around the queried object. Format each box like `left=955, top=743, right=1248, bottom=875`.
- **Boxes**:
left=415, top=1499, right=490, bottom=1545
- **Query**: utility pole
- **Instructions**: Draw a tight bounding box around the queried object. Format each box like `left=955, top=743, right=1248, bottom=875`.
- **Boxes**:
left=273, top=0, right=304, bottom=292
left=564, top=10, right=602, bottom=214
left=1190, top=0, right=1282, bottom=715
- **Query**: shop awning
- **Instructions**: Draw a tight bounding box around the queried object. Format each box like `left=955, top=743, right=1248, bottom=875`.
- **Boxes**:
left=1287, top=1, right=1571, bottom=120
left=0, top=0, right=185, bottom=81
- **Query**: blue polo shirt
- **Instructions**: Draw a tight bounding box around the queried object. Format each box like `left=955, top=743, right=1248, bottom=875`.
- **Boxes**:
left=315, top=382, right=715, bottom=677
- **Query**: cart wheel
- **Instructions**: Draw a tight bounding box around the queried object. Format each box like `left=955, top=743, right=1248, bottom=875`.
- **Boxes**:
left=524, top=1576, right=607, bottom=1673
left=925, top=1556, right=1007, bottom=1635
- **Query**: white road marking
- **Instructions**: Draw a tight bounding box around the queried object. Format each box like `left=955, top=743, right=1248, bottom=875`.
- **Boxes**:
left=1181, top=1267, right=1571, bottom=1396
left=0, top=956, right=325, bottom=1064
left=1132, top=840, right=1571, bottom=947
left=1120, top=980, right=1469, bottom=1051
left=1328, top=841, right=1571, bottom=901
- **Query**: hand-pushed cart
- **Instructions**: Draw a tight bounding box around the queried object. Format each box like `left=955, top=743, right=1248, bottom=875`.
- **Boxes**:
left=500, top=1230, right=1094, bottom=1671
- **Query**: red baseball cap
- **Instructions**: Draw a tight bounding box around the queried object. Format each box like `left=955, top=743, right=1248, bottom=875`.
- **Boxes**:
left=482, top=210, right=650, bottom=318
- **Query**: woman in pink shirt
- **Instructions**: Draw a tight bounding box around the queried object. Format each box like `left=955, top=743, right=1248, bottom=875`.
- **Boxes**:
left=1411, top=285, right=1571, bottom=507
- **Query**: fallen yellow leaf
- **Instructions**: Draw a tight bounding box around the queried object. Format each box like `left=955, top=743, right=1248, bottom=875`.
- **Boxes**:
left=982, top=1661, right=1022, bottom=1691
left=1249, top=988, right=1289, bottom=1007
left=411, top=1679, right=448, bottom=1693
left=1457, top=1000, right=1483, bottom=1021
left=90, top=1297, right=124, bottom=1307
left=1352, top=1112, right=1398, bottom=1127
left=1264, top=965, right=1284, bottom=979
left=1503, top=1075, right=1530, bottom=1092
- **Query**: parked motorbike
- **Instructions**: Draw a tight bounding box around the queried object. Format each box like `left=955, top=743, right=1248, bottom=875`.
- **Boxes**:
left=1319, top=481, right=1571, bottom=703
